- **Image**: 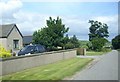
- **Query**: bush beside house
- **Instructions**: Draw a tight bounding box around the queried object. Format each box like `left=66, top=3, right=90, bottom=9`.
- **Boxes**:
left=0, top=44, right=12, bottom=58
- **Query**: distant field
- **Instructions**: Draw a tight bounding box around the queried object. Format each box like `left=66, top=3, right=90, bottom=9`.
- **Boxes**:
left=2, top=58, right=93, bottom=80
left=79, top=40, right=90, bottom=46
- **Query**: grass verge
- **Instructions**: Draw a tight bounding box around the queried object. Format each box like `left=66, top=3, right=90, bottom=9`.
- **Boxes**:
left=2, top=58, right=93, bottom=80
left=86, top=50, right=111, bottom=56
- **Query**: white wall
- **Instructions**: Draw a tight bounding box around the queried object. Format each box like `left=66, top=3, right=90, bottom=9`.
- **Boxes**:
left=0, top=38, right=7, bottom=49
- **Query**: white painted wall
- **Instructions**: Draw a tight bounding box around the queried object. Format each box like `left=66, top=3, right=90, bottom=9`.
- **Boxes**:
left=0, top=38, right=7, bottom=49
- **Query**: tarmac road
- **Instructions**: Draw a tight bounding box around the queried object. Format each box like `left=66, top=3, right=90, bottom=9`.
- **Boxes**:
left=72, top=50, right=118, bottom=80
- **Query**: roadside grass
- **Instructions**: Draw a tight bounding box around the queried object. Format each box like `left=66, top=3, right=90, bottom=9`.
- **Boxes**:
left=86, top=49, right=111, bottom=56
left=2, top=58, right=93, bottom=80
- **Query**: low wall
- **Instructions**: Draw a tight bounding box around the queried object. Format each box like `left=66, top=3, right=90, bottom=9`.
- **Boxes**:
left=77, top=48, right=86, bottom=55
left=0, top=49, right=76, bottom=76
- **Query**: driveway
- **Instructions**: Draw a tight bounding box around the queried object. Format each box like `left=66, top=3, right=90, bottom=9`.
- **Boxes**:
left=72, top=50, right=118, bottom=80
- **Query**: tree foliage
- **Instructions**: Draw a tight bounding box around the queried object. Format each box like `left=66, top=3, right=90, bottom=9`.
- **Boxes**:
left=69, top=35, right=79, bottom=48
left=33, top=17, right=81, bottom=51
left=88, top=20, right=109, bottom=41
left=91, top=37, right=108, bottom=51
left=61, top=35, right=79, bottom=49
left=63, top=35, right=80, bottom=49
left=88, top=20, right=109, bottom=51
left=33, top=17, right=69, bottom=51
left=112, top=34, right=120, bottom=49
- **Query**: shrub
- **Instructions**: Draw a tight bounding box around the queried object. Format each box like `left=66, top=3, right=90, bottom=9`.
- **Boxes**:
left=80, top=45, right=88, bottom=50
left=12, top=52, right=16, bottom=56
left=0, top=44, right=12, bottom=58
left=86, top=42, right=92, bottom=51
left=101, top=48, right=111, bottom=52
left=91, top=37, right=108, bottom=51
left=112, top=34, right=120, bottom=49
left=65, top=42, right=74, bottom=49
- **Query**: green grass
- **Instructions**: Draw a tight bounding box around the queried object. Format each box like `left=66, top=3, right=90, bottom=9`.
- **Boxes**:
left=2, top=58, right=93, bottom=80
left=86, top=50, right=111, bottom=56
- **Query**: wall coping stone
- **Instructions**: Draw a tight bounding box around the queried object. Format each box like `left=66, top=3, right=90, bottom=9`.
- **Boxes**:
left=0, top=49, right=76, bottom=61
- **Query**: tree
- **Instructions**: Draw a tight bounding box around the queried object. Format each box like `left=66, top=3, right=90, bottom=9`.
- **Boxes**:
left=64, top=42, right=75, bottom=49
left=33, top=17, right=69, bottom=51
left=86, top=41, right=92, bottom=50
left=88, top=20, right=109, bottom=51
left=69, top=35, right=79, bottom=48
left=61, top=34, right=69, bottom=49
left=60, top=34, right=80, bottom=49
left=33, top=28, right=53, bottom=49
left=88, top=20, right=109, bottom=41
left=112, top=34, right=120, bottom=49
left=91, top=37, right=108, bottom=51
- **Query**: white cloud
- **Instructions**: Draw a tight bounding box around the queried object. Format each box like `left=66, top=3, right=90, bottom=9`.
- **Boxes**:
left=92, top=15, right=118, bottom=32
left=14, top=11, right=59, bottom=35
left=1, top=9, right=118, bottom=40
left=91, top=15, right=118, bottom=40
left=15, top=12, right=47, bottom=34
left=92, top=15, right=118, bottom=24
left=62, top=16, right=89, bottom=38
left=62, top=15, right=118, bottom=40
left=20, top=0, right=119, bottom=2
left=0, top=0, right=22, bottom=19
left=0, top=0, right=118, bottom=40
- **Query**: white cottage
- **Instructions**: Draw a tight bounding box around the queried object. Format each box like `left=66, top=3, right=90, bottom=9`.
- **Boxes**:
left=0, top=24, right=23, bottom=52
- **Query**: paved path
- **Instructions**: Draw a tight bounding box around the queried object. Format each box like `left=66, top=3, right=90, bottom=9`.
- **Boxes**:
left=72, top=50, right=118, bottom=80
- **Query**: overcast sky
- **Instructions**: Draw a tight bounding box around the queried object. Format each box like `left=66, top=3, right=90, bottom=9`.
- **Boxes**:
left=0, top=0, right=119, bottom=41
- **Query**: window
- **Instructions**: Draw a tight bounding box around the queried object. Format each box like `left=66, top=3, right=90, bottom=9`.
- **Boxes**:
left=35, top=46, right=39, bottom=51
left=13, top=40, right=19, bottom=49
left=25, top=46, right=34, bottom=52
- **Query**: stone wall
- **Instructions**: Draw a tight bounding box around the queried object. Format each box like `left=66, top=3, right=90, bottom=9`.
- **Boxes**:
left=0, top=49, right=76, bottom=76
left=77, top=48, right=86, bottom=55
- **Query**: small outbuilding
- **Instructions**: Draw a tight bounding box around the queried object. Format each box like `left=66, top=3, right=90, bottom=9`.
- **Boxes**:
left=23, top=35, right=33, bottom=47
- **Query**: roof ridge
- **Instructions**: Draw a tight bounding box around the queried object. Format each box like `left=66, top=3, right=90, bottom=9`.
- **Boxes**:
left=0, top=23, right=15, bottom=26
left=23, top=35, right=33, bottom=37
left=0, top=24, right=23, bottom=38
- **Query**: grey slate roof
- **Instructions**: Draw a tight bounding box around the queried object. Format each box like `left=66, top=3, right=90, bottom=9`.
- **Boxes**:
left=0, top=24, right=23, bottom=38
left=23, top=36, right=33, bottom=45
